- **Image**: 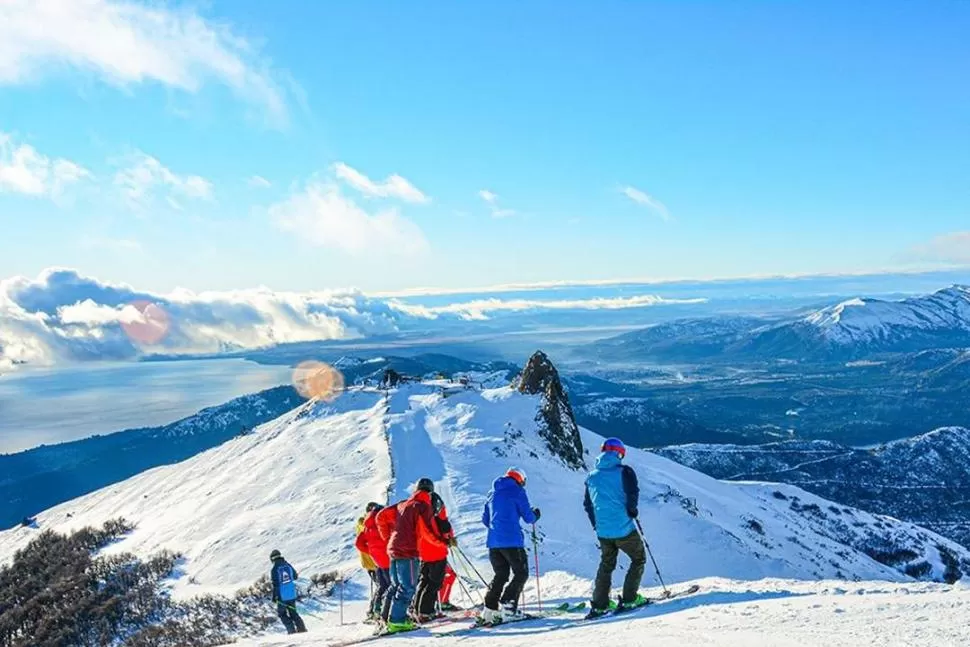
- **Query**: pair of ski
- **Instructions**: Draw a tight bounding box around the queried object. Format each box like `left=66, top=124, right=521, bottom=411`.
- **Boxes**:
left=331, top=585, right=700, bottom=646
left=439, top=583, right=701, bottom=637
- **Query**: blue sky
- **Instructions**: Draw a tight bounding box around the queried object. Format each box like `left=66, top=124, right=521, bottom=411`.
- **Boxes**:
left=0, top=0, right=967, bottom=293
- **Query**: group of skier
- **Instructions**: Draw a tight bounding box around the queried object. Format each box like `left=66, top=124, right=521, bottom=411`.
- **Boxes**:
left=269, top=436, right=649, bottom=635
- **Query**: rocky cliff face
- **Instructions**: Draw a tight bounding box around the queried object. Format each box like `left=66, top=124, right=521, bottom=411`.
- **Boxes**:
left=517, top=351, right=586, bottom=470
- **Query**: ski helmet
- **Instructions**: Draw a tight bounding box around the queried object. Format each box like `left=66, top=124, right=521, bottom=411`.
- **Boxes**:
left=269, top=549, right=282, bottom=562
left=601, top=437, right=626, bottom=459
left=416, top=477, right=435, bottom=493
left=365, top=501, right=383, bottom=513
left=506, top=467, right=527, bottom=487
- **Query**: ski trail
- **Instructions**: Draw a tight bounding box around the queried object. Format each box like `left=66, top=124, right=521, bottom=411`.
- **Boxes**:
left=385, top=390, right=449, bottom=502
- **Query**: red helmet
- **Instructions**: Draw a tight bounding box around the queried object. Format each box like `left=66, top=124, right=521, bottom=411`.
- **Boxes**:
left=506, top=467, right=527, bottom=486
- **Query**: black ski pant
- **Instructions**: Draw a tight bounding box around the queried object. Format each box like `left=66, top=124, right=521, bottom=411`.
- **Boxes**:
left=277, top=600, right=307, bottom=634
left=484, top=548, right=529, bottom=612
left=371, top=568, right=391, bottom=616
left=415, top=559, right=447, bottom=616
left=591, top=529, right=646, bottom=610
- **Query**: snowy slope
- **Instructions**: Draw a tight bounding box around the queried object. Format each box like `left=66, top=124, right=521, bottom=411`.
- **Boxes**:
left=0, top=388, right=392, bottom=598
left=233, top=578, right=970, bottom=647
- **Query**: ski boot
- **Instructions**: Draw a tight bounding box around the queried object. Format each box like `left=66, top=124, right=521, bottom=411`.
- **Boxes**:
left=616, top=594, right=650, bottom=613
left=440, top=602, right=462, bottom=612
left=385, top=620, right=418, bottom=635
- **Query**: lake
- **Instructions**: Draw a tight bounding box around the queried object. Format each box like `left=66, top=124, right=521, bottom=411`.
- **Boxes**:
left=0, top=359, right=293, bottom=454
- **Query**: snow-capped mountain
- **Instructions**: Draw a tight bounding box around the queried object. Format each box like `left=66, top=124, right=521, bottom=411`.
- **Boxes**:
left=3, top=353, right=968, bottom=613
left=657, top=427, right=970, bottom=548
left=0, top=385, right=304, bottom=530
left=586, top=285, right=970, bottom=363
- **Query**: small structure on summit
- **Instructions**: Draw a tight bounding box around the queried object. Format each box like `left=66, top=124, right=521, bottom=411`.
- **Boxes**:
left=517, top=351, right=586, bottom=470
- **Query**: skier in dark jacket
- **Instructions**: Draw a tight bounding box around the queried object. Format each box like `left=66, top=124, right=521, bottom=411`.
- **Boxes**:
left=270, top=550, right=307, bottom=634
left=584, top=438, right=647, bottom=617
left=480, top=467, right=540, bottom=625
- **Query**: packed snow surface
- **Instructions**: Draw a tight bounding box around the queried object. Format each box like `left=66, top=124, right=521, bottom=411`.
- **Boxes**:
left=233, top=578, right=970, bottom=646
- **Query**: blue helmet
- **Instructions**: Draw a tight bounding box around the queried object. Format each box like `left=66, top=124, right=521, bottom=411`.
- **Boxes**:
left=601, top=437, right=626, bottom=459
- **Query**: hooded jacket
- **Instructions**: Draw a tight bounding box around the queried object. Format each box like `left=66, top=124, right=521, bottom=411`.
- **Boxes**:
left=481, top=475, right=537, bottom=549
left=584, top=451, right=639, bottom=540
left=388, top=490, right=441, bottom=560
left=355, top=509, right=391, bottom=570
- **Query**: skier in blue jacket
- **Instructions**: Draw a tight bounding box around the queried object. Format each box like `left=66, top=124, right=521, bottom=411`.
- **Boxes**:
left=583, top=438, right=647, bottom=617
left=480, top=467, right=540, bottom=625
left=270, top=549, right=308, bottom=634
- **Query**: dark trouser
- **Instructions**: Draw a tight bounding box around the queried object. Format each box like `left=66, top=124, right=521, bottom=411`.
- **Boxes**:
left=415, top=559, right=447, bottom=616
left=484, top=548, right=529, bottom=612
left=372, top=568, right=391, bottom=616
left=388, top=557, right=420, bottom=623
left=277, top=600, right=307, bottom=634
left=591, top=529, right=646, bottom=610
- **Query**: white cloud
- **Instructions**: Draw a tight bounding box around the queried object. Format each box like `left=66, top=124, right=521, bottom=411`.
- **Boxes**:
left=390, top=294, right=706, bottom=321
left=909, top=232, right=970, bottom=264
left=248, top=175, right=272, bottom=189
left=0, top=0, right=290, bottom=124
left=0, top=133, right=92, bottom=198
left=620, top=185, right=671, bottom=221
left=477, top=188, right=515, bottom=218
left=270, top=181, right=429, bottom=257
left=333, top=162, right=429, bottom=204
left=114, top=152, right=213, bottom=210
left=478, top=189, right=498, bottom=204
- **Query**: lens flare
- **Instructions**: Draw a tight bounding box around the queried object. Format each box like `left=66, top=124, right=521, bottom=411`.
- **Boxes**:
left=293, top=361, right=345, bottom=402
left=121, top=300, right=171, bottom=345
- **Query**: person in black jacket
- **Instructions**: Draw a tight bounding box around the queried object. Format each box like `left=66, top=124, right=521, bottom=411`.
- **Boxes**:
left=270, top=549, right=307, bottom=634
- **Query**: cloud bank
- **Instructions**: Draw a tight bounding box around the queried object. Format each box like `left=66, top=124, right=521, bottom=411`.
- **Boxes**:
left=0, top=268, right=703, bottom=371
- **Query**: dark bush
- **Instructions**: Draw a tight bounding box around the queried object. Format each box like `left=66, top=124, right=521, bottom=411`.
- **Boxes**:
left=0, top=520, right=334, bottom=647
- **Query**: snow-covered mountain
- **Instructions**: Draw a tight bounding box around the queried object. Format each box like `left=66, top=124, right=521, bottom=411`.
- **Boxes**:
left=586, top=285, right=970, bottom=363
left=3, top=354, right=970, bottom=644
left=0, top=385, right=305, bottom=531
left=658, top=427, right=970, bottom=549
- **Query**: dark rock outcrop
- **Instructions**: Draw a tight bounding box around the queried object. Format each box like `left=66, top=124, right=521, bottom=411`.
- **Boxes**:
left=517, top=351, right=585, bottom=470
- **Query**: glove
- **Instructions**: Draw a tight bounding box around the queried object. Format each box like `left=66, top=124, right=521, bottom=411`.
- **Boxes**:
left=448, top=537, right=458, bottom=547
left=272, top=595, right=279, bottom=604
left=532, top=507, right=541, bottom=521
left=628, top=508, right=639, bottom=519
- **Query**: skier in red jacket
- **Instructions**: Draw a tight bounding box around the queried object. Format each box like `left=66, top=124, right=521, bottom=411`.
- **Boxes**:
left=413, top=491, right=452, bottom=622
left=384, top=478, right=443, bottom=634
left=355, top=502, right=391, bottom=621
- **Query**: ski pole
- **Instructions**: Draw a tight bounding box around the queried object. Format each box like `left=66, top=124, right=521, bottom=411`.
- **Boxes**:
left=531, top=524, right=542, bottom=611
left=454, top=543, right=489, bottom=587
left=635, top=519, right=669, bottom=596
left=339, top=576, right=344, bottom=625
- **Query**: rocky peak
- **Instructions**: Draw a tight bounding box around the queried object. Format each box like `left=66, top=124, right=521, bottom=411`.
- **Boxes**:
left=517, top=351, right=585, bottom=470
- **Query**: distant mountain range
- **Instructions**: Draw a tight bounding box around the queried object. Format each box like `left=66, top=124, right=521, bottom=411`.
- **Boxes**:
left=587, top=285, right=970, bottom=364
left=657, top=427, right=970, bottom=548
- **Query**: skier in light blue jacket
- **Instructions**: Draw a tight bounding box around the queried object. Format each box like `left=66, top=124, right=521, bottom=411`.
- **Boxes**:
left=583, top=438, right=647, bottom=617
